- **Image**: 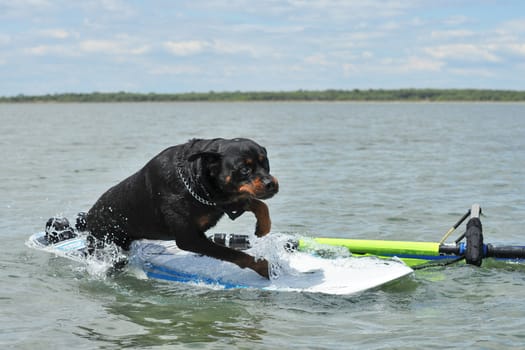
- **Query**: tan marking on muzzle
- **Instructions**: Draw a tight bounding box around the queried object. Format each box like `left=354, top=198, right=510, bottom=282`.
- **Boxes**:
left=239, top=178, right=264, bottom=196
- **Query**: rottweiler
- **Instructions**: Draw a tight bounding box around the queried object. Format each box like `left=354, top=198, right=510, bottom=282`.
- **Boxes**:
left=85, top=138, right=279, bottom=279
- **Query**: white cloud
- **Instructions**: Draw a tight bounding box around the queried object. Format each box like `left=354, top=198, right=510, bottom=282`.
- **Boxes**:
left=81, top=0, right=136, bottom=17
left=425, top=44, right=501, bottom=63
left=304, top=54, right=330, bottom=66
left=443, top=15, right=470, bottom=26
left=229, top=24, right=305, bottom=35
left=499, top=19, right=525, bottom=33
left=188, top=0, right=414, bottom=20
left=376, top=56, right=444, bottom=73
left=381, top=21, right=401, bottom=31
left=401, top=57, right=444, bottom=72
left=410, top=17, right=425, bottom=27
left=0, top=34, right=11, bottom=45
left=148, top=65, right=202, bottom=75
left=211, top=41, right=240, bottom=55
left=342, top=55, right=444, bottom=77
left=79, top=40, right=116, bottom=53
left=211, top=40, right=262, bottom=57
left=3, top=0, right=50, bottom=5
left=163, top=40, right=263, bottom=57
left=24, top=39, right=149, bottom=57
left=0, top=0, right=51, bottom=11
left=164, top=41, right=207, bottom=56
left=287, top=0, right=416, bottom=18
left=24, top=44, right=77, bottom=56
left=342, top=63, right=358, bottom=76
left=343, top=31, right=387, bottom=44
left=79, top=40, right=149, bottom=55
left=505, top=43, right=525, bottom=57
left=431, top=30, right=475, bottom=39
left=449, top=68, right=494, bottom=78
left=38, top=29, right=71, bottom=39
left=98, top=0, right=129, bottom=12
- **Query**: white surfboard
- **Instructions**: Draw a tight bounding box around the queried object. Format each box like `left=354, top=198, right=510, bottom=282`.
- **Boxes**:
left=27, top=232, right=413, bottom=295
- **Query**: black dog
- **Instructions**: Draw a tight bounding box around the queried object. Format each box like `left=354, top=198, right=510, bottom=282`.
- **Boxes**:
left=85, top=138, right=279, bottom=278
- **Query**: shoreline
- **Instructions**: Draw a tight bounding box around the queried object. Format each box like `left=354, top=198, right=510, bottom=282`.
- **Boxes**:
left=2, top=89, right=525, bottom=103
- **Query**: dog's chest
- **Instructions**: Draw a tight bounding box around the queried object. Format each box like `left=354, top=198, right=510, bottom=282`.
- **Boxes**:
left=195, top=212, right=223, bottom=231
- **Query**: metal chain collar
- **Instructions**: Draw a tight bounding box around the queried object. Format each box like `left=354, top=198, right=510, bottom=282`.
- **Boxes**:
left=177, top=167, right=216, bottom=207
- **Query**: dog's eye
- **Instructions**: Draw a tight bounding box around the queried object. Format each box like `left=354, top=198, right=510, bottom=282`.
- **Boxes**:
left=239, top=166, right=252, bottom=176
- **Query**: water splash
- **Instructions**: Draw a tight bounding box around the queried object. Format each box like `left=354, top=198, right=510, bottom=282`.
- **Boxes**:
left=248, top=233, right=351, bottom=280
left=297, top=236, right=352, bottom=259
left=83, top=240, right=128, bottom=279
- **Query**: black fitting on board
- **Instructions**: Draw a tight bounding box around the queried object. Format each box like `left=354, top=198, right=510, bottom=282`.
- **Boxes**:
left=465, top=217, right=483, bottom=266
left=209, top=233, right=251, bottom=250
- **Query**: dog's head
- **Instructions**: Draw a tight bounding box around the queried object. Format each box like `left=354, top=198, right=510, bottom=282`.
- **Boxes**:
left=188, top=138, right=279, bottom=202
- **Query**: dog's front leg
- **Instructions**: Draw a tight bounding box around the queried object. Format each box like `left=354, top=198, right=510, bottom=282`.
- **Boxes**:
left=247, top=199, right=271, bottom=237
left=176, top=231, right=270, bottom=279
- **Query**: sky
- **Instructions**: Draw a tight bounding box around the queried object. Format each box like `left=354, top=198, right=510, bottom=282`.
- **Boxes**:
left=1, top=0, right=525, bottom=96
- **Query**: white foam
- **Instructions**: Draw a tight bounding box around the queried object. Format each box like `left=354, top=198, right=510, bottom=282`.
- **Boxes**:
left=83, top=243, right=127, bottom=278
left=27, top=231, right=128, bottom=280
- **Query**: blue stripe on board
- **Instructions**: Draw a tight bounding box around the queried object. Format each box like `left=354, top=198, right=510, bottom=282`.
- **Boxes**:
left=55, top=238, right=86, bottom=251
left=143, top=262, right=252, bottom=289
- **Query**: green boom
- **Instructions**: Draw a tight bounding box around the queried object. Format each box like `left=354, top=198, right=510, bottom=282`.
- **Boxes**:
left=299, top=238, right=442, bottom=267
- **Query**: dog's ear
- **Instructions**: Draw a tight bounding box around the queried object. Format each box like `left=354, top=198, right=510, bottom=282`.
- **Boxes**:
left=188, top=151, right=223, bottom=177
left=187, top=151, right=222, bottom=162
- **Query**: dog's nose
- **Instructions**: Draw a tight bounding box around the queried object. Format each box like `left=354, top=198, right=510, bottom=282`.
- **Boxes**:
left=263, top=176, right=279, bottom=193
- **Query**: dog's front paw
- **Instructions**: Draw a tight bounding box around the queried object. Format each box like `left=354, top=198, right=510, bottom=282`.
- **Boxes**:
left=252, top=259, right=270, bottom=279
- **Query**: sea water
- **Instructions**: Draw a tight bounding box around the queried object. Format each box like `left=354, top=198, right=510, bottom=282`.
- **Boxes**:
left=2, top=102, right=525, bottom=349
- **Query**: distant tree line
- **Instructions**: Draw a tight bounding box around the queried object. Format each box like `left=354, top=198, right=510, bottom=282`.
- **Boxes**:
left=2, top=89, right=525, bottom=103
